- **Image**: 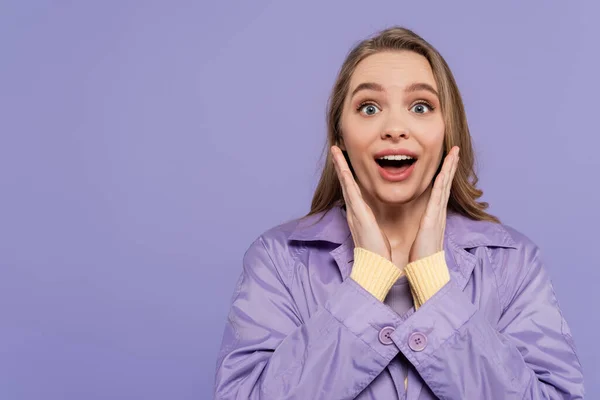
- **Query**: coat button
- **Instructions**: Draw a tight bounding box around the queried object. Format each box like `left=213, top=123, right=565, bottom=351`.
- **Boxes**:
left=408, top=332, right=428, bottom=352
left=378, top=326, right=395, bottom=345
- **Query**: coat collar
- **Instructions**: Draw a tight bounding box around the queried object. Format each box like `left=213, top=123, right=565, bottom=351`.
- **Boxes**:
left=289, top=206, right=517, bottom=290
left=289, top=206, right=351, bottom=244
left=290, top=206, right=516, bottom=249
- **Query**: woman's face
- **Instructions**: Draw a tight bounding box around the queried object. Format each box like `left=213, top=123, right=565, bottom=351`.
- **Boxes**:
left=339, top=50, right=445, bottom=206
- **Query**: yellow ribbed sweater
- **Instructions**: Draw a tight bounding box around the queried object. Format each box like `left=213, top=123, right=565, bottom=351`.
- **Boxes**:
left=349, top=248, right=451, bottom=392
left=350, top=248, right=449, bottom=307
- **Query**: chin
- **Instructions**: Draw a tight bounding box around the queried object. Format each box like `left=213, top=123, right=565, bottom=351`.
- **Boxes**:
left=375, top=189, right=419, bottom=205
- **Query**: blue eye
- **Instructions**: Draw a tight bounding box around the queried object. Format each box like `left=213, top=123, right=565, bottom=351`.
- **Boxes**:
left=358, top=103, right=381, bottom=116
left=410, top=102, right=434, bottom=114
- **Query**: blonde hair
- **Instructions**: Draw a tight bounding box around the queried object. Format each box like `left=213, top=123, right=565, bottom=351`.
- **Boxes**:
left=308, top=26, right=499, bottom=223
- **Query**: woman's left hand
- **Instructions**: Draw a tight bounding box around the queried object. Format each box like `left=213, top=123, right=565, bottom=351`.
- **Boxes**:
left=409, top=146, right=460, bottom=263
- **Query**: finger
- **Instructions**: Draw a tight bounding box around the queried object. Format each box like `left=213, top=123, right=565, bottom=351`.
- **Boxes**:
left=423, top=170, right=445, bottom=222
left=332, top=146, right=352, bottom=178
left=341, top=171, right=356, bottom=208
left=436, top=170, right=446, bottom=204
left=442, top=147, right=460, bottom=204
left=331, top=146, right=347, bottom=181
left=439, top=147, right=457, bottom=179
left=331, top=146, right=364, bottom=211
left=331, top=147, right=351, bottom=207
left=440, top=148, right=460, bottom=224
left=448, top=149, right=459, bottom=190
left=438, top=148, right=456, bottom=198
left=349, top=169, right=364, bottom=199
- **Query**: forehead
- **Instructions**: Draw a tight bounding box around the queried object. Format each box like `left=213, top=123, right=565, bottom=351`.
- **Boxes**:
left=349, top=51, right=437, bottom=91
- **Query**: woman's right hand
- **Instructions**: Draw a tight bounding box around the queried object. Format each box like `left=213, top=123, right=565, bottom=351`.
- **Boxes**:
left=331, top=146, right=392, bottom=261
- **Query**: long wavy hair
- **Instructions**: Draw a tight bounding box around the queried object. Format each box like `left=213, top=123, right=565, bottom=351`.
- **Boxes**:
left=308, top=26, right=499, bottom=223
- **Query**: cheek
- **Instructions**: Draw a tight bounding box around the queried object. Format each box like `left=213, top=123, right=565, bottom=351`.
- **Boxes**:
left=422, top=123, right=445, bottom=147
left=423, top=117, right=445, bottom=148
left=419, top=126, right=445, bottom=172
left=340, top=116, right=379, bottom=151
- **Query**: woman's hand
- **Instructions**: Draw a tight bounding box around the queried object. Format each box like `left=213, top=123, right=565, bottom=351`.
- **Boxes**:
left=331, top=146, right=392, bottom=261
left=409, top=146, right=460, bottom=263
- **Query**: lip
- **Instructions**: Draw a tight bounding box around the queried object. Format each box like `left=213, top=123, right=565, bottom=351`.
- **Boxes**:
left=373, top=148, right=418, bottom=183
left=377, top=160, right=416, bottom=182
left=373, top=148, right=419, bottom=159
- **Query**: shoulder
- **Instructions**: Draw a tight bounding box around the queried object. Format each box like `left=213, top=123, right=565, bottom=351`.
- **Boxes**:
left=257, top=206, right=349, bottom=248
left=447, top=213, right=545, bottom=294
left=241, top=210, right=331, bottom=275
left=483, top=223, right=543, bottom=288
left=257, top=217, right=305, bottom=247
left=243, top=207, right=348, bottom=279
left=447, top=212, right=539, bottom=255
left=500, top=224, right=541, bottom=254
left=257, top=209, right=331, bottom=248
left=487, top=223, right=544, bottom=286
left=470, top=219, right=547, bottom=309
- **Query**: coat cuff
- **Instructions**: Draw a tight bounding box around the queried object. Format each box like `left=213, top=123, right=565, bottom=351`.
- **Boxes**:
left=404, top=251, right=450, bottom=309
left=350, top=248, right=402, bottom=301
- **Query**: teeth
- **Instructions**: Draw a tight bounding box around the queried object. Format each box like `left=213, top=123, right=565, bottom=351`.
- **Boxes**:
left=378, top=155, right=414, bottom=161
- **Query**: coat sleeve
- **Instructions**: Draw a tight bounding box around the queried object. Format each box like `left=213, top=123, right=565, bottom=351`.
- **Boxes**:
left=213, top=236, right=404, bottom=400
left=395, top=244, right=584, bottom=399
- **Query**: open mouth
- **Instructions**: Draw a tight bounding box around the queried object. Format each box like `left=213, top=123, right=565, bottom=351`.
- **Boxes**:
left=375, top=155, right=417, bottom=174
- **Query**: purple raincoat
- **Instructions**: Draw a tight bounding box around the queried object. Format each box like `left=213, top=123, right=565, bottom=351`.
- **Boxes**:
left=214, top=207, right=584, bottom=399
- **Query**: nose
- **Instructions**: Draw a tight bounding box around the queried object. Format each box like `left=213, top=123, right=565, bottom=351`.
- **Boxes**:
left=381, top=127, right=409, bottom=141
left=380, top=112, right=410, bottom=141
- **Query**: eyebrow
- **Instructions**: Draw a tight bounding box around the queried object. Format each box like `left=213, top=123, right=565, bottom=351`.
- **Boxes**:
left=350, top=81, right=439, bottom=98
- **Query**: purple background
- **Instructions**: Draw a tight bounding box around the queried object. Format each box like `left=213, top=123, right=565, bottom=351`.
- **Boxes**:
left=1, top=1, right=598, bottom=398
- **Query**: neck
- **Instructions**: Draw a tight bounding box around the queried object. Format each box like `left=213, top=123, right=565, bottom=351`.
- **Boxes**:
left=363, top=185, right=433, bottom=253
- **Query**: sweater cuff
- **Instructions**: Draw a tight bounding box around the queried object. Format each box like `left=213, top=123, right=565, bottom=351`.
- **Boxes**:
left=350, top=248, right=402, bottom=302
left=404, top=251, right=450, bottom=309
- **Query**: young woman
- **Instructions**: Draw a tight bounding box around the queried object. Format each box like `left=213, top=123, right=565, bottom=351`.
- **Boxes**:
left=213, top=27, right=584, bottom=399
